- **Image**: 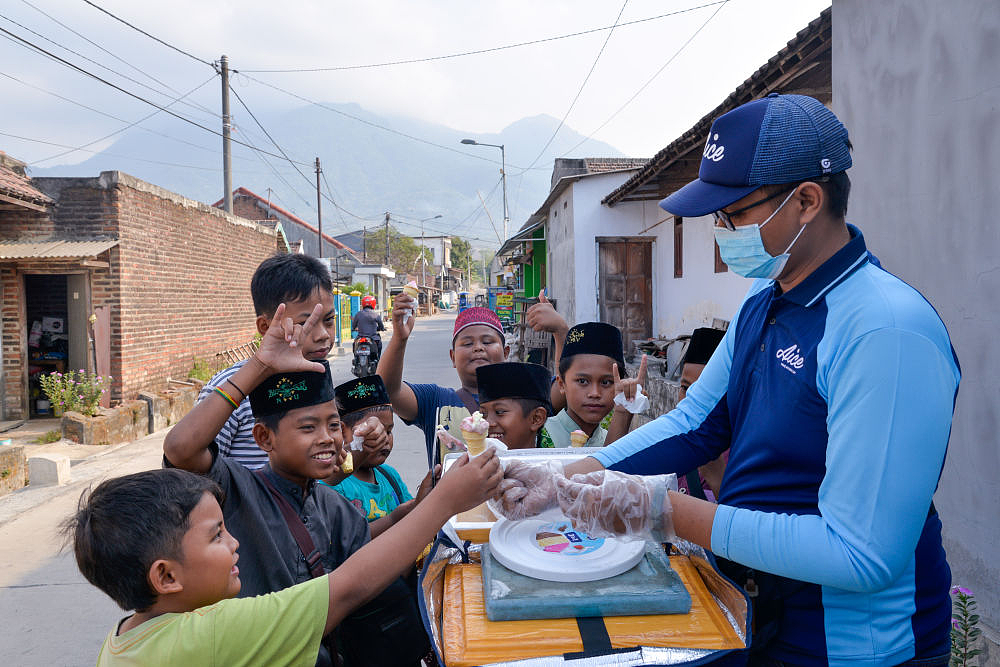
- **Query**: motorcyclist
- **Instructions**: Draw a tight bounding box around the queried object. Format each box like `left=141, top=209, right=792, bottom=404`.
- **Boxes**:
left=352, top=295, right=385, bottom=357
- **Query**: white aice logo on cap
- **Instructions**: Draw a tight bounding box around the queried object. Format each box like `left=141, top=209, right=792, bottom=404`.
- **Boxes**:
left=776, top=343, right=805, bottom=374
left=703, top=133, right=725, bottom=162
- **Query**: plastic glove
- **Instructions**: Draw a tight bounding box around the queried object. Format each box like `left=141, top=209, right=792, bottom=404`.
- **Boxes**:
left=488, top=459, right=564, bottom=521
left=555, top=470, right=676, bottom=543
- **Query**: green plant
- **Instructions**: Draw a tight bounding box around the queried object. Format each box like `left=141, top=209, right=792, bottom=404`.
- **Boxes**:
left=951, top=586, right=983, bottom=666
left=343, top=281, right=369, bottom=296
left=1, top=468, right=10, bottom=479
left=188, top=357, right=223, bottom=382
left=38, top=370, right=109, bottom=417
left=34, top=430, right=61, bottom=444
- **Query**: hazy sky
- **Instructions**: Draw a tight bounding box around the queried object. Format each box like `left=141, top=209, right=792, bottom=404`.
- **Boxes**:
left=1, top=0, right=831, bottom=170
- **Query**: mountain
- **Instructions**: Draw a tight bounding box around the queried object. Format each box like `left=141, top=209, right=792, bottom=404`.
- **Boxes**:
left=28, top=103, right=626, bottom=248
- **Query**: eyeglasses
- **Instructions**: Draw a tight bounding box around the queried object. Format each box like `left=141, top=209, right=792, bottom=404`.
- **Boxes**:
left=712, top=184, right=800, bottom=231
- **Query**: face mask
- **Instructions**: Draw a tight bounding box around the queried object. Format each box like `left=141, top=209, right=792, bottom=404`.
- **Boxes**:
left=713, top=189, right=804, bottom=279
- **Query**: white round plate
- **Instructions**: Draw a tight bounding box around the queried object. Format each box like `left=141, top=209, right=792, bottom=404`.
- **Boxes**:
left=488, top=516, right=646, bottom=582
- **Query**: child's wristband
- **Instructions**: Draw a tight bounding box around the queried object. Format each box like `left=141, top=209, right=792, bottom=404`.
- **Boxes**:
left=214, top=386, right=240, bottom=409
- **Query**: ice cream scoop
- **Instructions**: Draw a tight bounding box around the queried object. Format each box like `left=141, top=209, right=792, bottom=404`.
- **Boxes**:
left=401, top=281, right=419, bottom=323
left=460, top=410, right=490, bottom=456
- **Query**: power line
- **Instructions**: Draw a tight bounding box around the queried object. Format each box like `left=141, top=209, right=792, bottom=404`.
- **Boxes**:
left=2, top=9, right=217, bottom=121
left=518, top=0, right=629, bottom=173
left=239, top=1, right=728, bottom=73
left=17, top=0, right=218, bottom=118
left=80, top=0, right=213, bottom=67
left=0, top=24, right=312, bottom=165
left=559, top=0, right=729, bottom=157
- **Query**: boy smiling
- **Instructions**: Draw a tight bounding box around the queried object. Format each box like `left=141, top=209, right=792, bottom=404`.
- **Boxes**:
left=476, top=362, right=552, bottom=449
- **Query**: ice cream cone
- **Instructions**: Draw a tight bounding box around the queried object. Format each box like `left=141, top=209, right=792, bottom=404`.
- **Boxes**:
left=462, top=430, right=487, bottom=456
left=341, top=451, right=354, bottom=474
left=570, top=429, right=588, bottom=447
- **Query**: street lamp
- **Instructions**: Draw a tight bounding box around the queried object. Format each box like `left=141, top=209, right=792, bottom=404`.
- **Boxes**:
left=419, top=214, right=442, bottom=292
left=461, top=138, right=508, bottom=242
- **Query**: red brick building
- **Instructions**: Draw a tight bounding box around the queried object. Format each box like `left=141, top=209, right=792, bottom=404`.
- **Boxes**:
left=1, top=158, right=284, bottom=420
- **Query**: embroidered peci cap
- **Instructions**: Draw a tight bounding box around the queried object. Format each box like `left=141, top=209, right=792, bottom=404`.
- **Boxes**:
left=682, top=327, right=726, bottom=366
left=476, top=362, right=553, bottom=414
left=660, top=93, right=853, bottom=217
left=453, top=307, right=505, bottom=341
left=249, top=359, right=335, bottom=418
left=334, top=375, right=391, bottom=417
left=560, top=322, right=626, bottom=373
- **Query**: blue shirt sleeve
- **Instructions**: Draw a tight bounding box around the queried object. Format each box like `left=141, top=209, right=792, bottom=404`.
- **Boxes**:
left=711, top=327, right=959, bottom=592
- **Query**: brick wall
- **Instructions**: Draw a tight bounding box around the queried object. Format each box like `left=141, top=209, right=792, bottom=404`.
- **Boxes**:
left=0, top=172, right=278, bottom=418
left=0, top=209, right=53, bottom=241
left=109, top=174, right=276, bottom=401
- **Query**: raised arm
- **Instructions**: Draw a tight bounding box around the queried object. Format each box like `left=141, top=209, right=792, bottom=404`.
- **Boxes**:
left=376, top=292, right=419, bottom=421
left=164, top=303, right=326, bottom=472
left=524, top=291, right=569, bottom=413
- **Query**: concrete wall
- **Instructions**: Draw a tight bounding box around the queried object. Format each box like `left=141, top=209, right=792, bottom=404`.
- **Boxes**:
left=545, top=186, right=578, bottom=325
left=833, top=0, right=1000, bottom=656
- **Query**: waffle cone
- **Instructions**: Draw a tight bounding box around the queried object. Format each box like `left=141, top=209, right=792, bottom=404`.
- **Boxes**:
left=341, top=451, right=354, bottom=474
left=462, top=430, right=487, bottom=455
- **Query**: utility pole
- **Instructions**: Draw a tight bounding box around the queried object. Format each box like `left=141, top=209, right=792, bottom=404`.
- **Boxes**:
left=220, top=55, right=232, bottom=213
left=500, top=144, right=508, bottom=242
left=315, top=157, right=323, bottom=258
left=384, top=211, right=390, bottom=267
left=362, top=226, right=367, bottom=263
left=421, top=222, right=426, bottom=289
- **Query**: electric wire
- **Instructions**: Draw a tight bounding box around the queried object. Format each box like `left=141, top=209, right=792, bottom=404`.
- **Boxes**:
left=239, top=1, right=728, bottom=73
left=0, top=24, right=313, bottom=166
left=80, top=0, right=213, bottom=67
left=4, top=7, right=218, bottom=121
left=518, top=0, right=628, bottom=173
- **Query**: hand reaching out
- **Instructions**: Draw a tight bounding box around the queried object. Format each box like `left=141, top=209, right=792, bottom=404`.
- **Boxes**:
left=253, top=303, right=327, bottom=376
left=613, top=354, right=648, bottom=403
left=524, top=290, right=568, bottom=336
left=555, top=469, right=675, bottom=542
left=391, top=293, right=416, bottom=340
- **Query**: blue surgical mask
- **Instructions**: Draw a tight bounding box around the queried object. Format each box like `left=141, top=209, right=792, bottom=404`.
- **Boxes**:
left=713, top=190, right=804, bottom=279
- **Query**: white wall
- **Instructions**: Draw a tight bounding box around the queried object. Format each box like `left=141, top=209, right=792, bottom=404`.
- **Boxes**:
left=548, top=170, right=749, bottom=338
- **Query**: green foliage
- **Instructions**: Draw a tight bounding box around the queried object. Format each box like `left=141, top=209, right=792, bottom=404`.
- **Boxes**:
left=343, top=281, right=369, bottom=295
left=35, top=430, right=62, bottom=444
left=364, top=225, right=433, bottom=276
left=189, top=357, right=224, bottom=382
left=38, top=370, right=109, bottom=417
left=951, top=587, right=983, bottom=666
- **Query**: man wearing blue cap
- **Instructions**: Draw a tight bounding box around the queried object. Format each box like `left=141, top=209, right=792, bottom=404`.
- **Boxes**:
left=496, top=94, right=960, bottom=665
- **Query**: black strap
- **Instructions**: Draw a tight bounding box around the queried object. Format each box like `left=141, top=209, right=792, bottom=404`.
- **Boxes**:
left=571, top=617, right=612, bottom=656
left=686, top=470, right=708, bottom=501
left=254, top=469, right=326, bottom=579
left=454, top=388, right=479, bottom=415
left=376, top=465, right=405, bottom=507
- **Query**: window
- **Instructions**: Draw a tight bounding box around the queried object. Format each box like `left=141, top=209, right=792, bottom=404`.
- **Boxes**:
left=673, top=217, right=683, bottom=278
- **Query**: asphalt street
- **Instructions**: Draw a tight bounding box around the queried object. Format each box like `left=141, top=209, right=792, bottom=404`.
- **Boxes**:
left=0, top=311, right=457, bottom=666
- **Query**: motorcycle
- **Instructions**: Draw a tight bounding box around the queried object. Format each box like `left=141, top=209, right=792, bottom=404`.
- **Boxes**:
left=352, top=335, right=380, bottom=377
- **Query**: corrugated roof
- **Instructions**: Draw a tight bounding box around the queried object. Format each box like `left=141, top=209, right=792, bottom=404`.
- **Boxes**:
left=0, top=239, right=118, bottom=259
left=0, top=164, right=53, bottom=208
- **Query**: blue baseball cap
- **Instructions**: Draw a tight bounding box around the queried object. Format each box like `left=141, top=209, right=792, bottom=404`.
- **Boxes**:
left=660, top=93, right=852, bottom=217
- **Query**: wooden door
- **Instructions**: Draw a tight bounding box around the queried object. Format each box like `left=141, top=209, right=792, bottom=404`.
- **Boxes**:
left=597, top=238, right=653, bottom=359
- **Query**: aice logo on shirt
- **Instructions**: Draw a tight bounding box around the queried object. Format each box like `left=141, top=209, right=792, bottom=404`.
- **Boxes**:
left=703, top=133, right=725, bottom=162
left=776, top=344, right=805, bottom=374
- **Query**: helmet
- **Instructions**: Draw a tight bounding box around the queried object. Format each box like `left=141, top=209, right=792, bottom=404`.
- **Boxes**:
left=361, top=295, right=377, bottom=309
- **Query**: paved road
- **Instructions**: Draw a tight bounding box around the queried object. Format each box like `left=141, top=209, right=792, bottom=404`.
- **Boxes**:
left=0, top=311, right=457, bottom=666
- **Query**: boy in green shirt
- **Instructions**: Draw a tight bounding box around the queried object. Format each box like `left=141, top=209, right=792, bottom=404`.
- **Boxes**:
left=69, top=451, right=500, bottom=666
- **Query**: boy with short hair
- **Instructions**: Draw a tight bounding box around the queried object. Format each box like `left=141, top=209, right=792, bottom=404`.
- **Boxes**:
left=71, top=454, right=501, bottom=665
left=165, top=252, right=338, bottom=470
left=164, top=307, right=391, bottom=666
left=378, top=302, right=511, bottom=466
left=547, top=322, right=638, bottom=448
left=327, top=375, right=434, bottom=537
left=476, top=362, right=553, bottom=449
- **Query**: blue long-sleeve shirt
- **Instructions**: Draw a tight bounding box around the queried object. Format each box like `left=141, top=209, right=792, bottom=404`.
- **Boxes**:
left=594, top=226, right=960, bottom=666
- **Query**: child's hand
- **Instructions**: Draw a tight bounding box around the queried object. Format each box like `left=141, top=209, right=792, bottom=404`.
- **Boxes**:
left=352, top=416, right=389, bottom=453
left=415, top=464, right=441, bottom=505
left=613, top=354, right=648, bottom=404
left=434, top=450, right=502, bottom=514
left=253, top=303, right=327, bottom=376
left=391, top=293, right=416, bottom=340
left=524, top=290, right=569, bottom=336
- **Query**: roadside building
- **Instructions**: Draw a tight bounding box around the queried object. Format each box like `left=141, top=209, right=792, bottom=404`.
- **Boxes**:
left=1, top=163, right=282, bottom=420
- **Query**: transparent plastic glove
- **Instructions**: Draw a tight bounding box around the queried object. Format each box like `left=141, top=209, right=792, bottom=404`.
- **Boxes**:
left=555, top=470, right=676, bottom=543
left=488, top=459, right=564, bottom=521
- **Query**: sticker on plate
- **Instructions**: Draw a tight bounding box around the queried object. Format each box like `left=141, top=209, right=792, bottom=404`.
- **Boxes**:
left=534, top=521, right=604, bottom=555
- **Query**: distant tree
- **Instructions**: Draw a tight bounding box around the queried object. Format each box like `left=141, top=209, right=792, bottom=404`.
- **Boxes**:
left=343, top=281, right=368, bottom=295
left=364, top=225, right=432, bottom=277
